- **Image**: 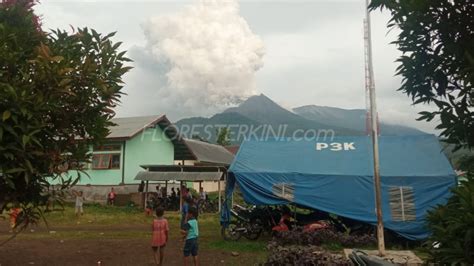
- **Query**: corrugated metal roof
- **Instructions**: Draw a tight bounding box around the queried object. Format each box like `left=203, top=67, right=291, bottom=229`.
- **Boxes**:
left=107, top=115, right=164, bottom=139
left=184, top=139, right=235, bottom=165
left=135, top=171, right=223, bottom=181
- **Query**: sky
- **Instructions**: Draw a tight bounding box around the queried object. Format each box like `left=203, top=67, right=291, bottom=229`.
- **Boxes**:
left=34, top=0, right=438, bottom=133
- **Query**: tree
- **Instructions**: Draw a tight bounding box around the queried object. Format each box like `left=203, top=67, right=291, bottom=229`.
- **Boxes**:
left=216, top=127, right=231, bottom=146
left=0, top=0, right=131, bottom=230
left=369, top=1, right=474, bottom=263
left=370, top=0, right=473, bottom=150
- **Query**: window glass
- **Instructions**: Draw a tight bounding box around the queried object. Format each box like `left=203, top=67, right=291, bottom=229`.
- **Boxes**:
left=93, top=144, right=121, bottom=151
left=111, top=154, right=121, bottom=169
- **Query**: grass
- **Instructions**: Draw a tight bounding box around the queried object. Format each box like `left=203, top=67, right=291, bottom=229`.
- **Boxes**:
left=2, top=203, right=269, bottom=264
left=41, top=203, right=151, bottom=226
left=206, top=239, right=267, bottom=253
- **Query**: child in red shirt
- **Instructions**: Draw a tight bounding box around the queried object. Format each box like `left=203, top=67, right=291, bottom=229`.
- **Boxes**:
left=151, top=207, right=169, bottom=265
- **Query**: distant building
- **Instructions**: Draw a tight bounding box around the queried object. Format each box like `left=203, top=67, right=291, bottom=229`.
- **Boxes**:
left=66, top=115, right=234, bottom=202
left=80, top=115, right=176, bottom=185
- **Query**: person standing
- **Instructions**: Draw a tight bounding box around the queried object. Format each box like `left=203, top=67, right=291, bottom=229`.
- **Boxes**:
left=181, top=197, right=193, bottom=229
left=73, top=190, right=85, bottom=217
left=151, top=207, right=169, bottom=266
left=138, top=181, right=145, bottom=193
left=171, top=187, right=177, bottom=198
left=181, top=207, right=199, bottom=266
left=107, top=187, right=117, bottom=206
left=156, top=185, right=162, bottom=198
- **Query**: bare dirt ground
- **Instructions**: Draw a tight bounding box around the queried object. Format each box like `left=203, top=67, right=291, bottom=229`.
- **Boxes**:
left=0, top=220, right=264, bottom=266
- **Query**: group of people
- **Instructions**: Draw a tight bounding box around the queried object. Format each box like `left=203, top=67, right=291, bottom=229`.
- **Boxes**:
left=71, top=184, right=201, bottom=265
left=71, top=187, right=117, bottom=217
left=151, top=194, right=200, bottom=266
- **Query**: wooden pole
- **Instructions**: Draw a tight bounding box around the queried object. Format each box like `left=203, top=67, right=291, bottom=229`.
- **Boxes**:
left=144, top=180, right=149, bottom=210
left=365, top=0, right=385, bottom=256
left=179, top=181, right=183, bottom=212
left=218, top=180, right=222, bottom=212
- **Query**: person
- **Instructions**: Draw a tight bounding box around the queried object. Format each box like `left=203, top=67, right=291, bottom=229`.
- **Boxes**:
left=199, top=187, right=205, bottom=199
left=199, top=187, right=206, bottom=205
left=161, top=186, right=167, bottom=198
left=181, top=207, right=199, bottom=266
left=107, top=187, right=117, bottom=206
left=171, top=187, right=176, bottom=198
left=177, top=187, right=181, bottom=199
left=156, top=185, right=162, bottom=198
left=73, top=190, right=85, bottom=217
left=9, top=208, right=21, bottom=230
left=181, top=197, right=193, bottom=229
left=151, top=207, right=169, bottom=266
left=138, top=181, right=145, bottom=193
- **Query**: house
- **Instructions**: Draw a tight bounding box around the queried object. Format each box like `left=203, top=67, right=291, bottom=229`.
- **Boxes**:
left=69, top=115, right=234, bottom=202
left=80, top=115, right=176, bottom=186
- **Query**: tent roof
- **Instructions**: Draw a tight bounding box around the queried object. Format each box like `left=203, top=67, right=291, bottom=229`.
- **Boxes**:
left=230, top=135, right=455, bottom=177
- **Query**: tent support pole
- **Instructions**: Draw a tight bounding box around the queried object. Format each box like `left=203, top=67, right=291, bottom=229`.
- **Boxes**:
left=144, top=180, right=149, bottom=211
left=179, top=181, right=183, bottom=212
left=218, top=180, right=222, bottom=212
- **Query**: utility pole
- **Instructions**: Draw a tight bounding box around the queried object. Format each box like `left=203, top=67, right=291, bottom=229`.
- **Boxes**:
left=364, top=0, right=385, bottom=256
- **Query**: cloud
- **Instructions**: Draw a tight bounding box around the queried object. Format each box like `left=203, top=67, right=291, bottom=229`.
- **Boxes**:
left=119, top=0, right=265, bottom=120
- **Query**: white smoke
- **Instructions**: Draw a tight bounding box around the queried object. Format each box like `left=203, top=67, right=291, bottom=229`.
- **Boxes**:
left=139, top=0, right=265, bottom=117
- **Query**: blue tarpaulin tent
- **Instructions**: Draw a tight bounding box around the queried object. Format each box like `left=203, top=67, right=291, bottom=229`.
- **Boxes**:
left=220, top=135, right=456, bottom=240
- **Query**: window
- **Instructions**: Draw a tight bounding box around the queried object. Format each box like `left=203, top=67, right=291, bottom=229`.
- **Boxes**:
left=93, top=144, right=121, bottom=151
left=389, top=186, right=416, bottom=221
left=272, top=183, right=295, bottom=201
left=111, top=154, right=121, bottom=169
left=92, top=154, right=120, bottom=170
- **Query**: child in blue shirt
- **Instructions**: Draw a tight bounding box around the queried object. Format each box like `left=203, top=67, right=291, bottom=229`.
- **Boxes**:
left=181, top=207, right=199, bottom=266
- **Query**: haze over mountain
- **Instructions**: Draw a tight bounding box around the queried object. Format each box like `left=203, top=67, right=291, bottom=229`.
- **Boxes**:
left=175, top=94, right=426, bottom=143
left=293, top=105, right=426, bottom=136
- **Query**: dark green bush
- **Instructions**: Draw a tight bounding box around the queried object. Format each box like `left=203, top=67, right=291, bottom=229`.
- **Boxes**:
left=425, top=173, right=474, bottom=264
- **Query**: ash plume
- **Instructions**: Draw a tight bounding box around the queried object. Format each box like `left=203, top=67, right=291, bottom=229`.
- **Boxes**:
left=133, top=0, right=265, bottom=118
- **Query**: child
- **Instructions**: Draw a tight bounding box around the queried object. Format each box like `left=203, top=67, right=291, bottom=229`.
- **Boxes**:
left=107, top=187, right=116, bottom=206
left=181, top=207, right=199, bottom=266
left=181, top=197, right=196, bottom=229
left=151, top=207, right=169, bottom=266
left=9, top=207, right=21, bottom=231
left=73, top=190, right=85, bottom=217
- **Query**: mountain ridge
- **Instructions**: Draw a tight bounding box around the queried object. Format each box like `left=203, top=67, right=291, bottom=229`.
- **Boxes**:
left=175, top=94, right=426, bottom=143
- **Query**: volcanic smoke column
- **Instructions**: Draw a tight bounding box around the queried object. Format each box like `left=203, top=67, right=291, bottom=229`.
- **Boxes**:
left=142, top=0, right=265, bottom=113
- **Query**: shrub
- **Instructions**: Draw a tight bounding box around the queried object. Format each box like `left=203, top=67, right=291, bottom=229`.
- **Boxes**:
left=425, top=173, right=474, bottom=264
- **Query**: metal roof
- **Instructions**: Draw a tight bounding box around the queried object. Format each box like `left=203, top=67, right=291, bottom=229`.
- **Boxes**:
left=135, top=171, right=224, bottom=181
left=105, top=116, right=234, bottom=164
left=140, top=165, right=228, bottom=172
left=107, top=115, right=165, bottom=139
left=183, top=139, right=235, bottom=165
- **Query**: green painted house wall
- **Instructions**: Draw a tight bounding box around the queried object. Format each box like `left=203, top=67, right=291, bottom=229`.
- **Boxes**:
left=123, top=127, right=174, bottom=184
left=79, top=126, right=174, bottom=185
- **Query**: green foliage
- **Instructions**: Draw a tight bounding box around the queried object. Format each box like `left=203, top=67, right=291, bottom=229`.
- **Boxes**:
left=425, top=174, right=474, bottom=264
left=0, top=1, right=131, bottom=229
left=216, top=127, right=231, bottom=146
left=369, top=0, right=474, bottom=150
